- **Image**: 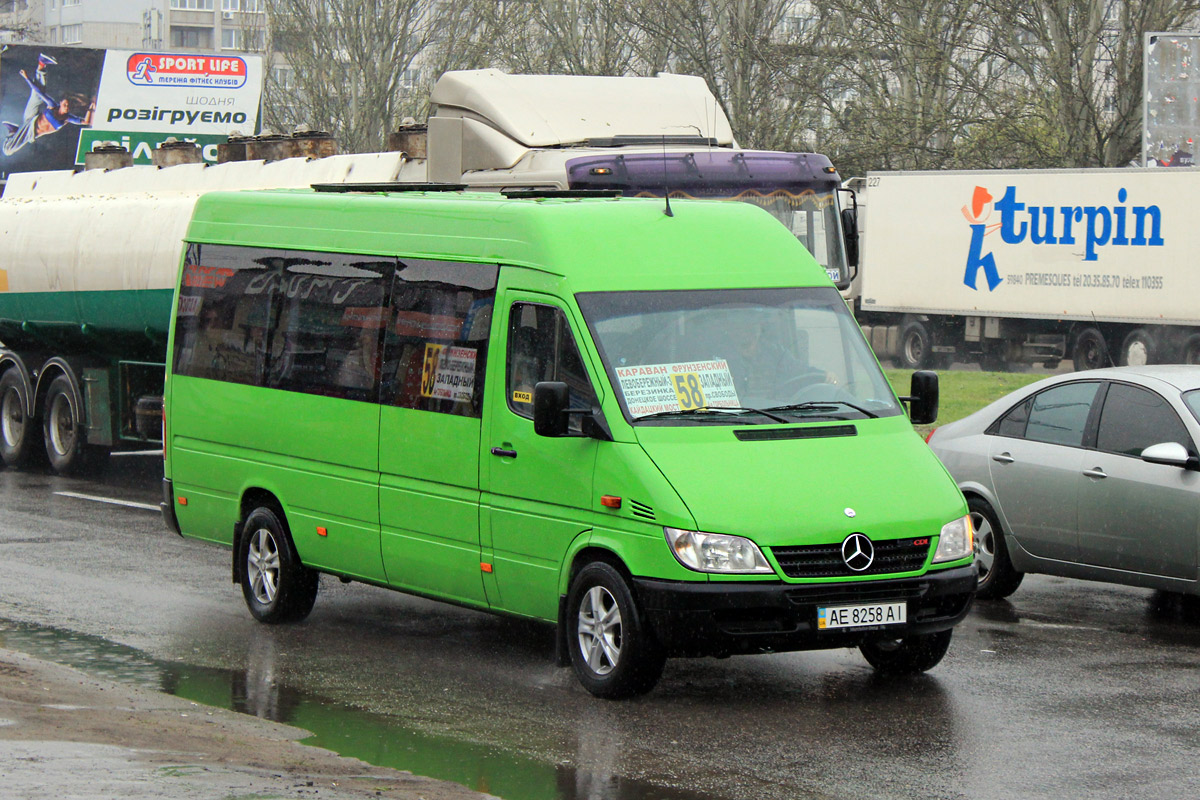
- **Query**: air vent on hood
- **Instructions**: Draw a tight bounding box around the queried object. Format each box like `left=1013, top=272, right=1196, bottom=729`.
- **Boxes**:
left=629, top=499, right=656, bottom=521
left=734, top=425, right=857, bottom=442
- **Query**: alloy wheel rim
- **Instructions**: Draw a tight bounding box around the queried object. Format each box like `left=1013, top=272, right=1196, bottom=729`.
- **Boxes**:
left=971, top=511, right=995, bottom=581
left=577, top=585, right=622, bottom=676
left=247, top=528, right=281, bottom=605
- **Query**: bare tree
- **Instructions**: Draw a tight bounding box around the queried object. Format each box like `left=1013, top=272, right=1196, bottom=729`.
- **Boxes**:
left=627, top=0, right=829, bottom=151
left=808, top=0, right=1006, bottom=175
left=263, top=0, right=471, bottom=152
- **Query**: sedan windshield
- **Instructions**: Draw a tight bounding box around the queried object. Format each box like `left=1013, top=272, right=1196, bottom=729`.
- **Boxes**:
left=576, top=287, right=902, bottom=424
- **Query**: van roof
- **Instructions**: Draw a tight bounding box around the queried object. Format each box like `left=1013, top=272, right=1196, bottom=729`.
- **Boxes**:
left=185, top=188, right=831, bottom=293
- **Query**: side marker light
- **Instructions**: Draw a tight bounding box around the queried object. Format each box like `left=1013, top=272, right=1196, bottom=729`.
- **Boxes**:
left=177, top=497, right=187, bottom=506
left=481, top=562, right=494, bottom=573
left=601, top=495, right=622, bottom=509
left=317, top=526, right=328, bottom=537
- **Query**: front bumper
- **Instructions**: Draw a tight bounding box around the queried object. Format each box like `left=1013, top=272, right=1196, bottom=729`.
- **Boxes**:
left=633, top=564, right=976, bottom=657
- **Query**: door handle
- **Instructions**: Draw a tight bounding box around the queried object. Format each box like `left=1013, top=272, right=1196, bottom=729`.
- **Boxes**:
left=992, top=453, right=1015, bottom=464
left=1082, top=467, right=1107, bottom=479
left=490, top=447, right=518, bottom=459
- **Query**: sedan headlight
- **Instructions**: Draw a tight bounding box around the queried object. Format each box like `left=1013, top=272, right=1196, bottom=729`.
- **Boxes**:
left=933, top=515, right=974, bottom=563
left=664, top=527, right=774, bottom=574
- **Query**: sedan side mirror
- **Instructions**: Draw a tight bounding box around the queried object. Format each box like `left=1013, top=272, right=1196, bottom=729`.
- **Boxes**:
left=1140, top=441, right=1199, bottom=469
left=900, top=370, right=938, bottom=425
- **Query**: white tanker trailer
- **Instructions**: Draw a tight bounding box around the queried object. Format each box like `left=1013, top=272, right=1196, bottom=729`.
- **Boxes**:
left=0, top=68, right=855, bottom=475
left=0, top=147, right=410, bottom=473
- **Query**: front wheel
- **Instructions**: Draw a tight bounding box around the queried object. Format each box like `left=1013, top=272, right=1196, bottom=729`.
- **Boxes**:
left=567, top=561, right=665, bottom=699
left=860, top=629, right=953, bottom=674
left=969, top=496, right=1024, bottom=599
left=238, top=506, right=319, bottom=624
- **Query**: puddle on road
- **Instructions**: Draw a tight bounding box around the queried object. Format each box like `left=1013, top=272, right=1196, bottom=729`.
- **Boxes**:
left=0, top=618, right=725, bottom=800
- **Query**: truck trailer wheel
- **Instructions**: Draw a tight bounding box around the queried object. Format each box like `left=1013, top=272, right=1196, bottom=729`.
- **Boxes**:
left=1119, top=328, right=1157, bottom=367
left=898, top=320, right=934, bottom=370
left=43, top=375, right=86, bottom=475
left=1181, top=334, right=1200, bottom=365
left=1071, top=327, right=1109, bottom=371
left=0, top=369, right=33, bottom=468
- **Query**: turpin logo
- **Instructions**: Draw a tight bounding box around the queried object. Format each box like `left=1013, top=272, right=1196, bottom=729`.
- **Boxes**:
left=841, top=533, right=874, bottom=572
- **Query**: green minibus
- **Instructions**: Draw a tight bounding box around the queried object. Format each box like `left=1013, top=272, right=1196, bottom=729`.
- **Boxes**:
left=162, top=187, right=975, bottom=698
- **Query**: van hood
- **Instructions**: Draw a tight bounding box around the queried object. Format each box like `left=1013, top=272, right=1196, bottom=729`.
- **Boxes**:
left=634, top=420, right=964, bottom=548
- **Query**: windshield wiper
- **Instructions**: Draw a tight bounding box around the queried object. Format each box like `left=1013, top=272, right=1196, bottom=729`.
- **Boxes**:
left=764, top=400, right=879, bottom=419
left=635, top=406, right=789, bottom=424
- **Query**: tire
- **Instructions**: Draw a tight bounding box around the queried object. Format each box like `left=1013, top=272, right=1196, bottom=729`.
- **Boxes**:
left=1071, top=327, right=1109, bottom=371
left=0, top=369, right=33, bottom=468
left=567, top=560, right=665, bottom=699
left=42, top=375, right=85, bottom=475
left=1119, top=328, right=1157, bottom=367
left=1180, top=333, right=1200, bottom=365
left=860, top=629, right=953, bottom=674
left=898, top=320, right=933, bottom=370
left=968, top=496, right=1024, bottom=600
left=238, top=505, right=319, bottom=624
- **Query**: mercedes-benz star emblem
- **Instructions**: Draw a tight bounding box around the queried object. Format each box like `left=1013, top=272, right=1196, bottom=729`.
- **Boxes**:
left=841, top=533, right=874, bottom=572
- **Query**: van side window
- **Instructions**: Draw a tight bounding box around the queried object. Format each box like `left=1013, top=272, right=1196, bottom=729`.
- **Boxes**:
left=381, top=260, right=498, bottom=418
left=173, top=244, right=394, bottom=400
left=507, top=303, right=598, bottom=430
left=173, top=243, right=280, bottom=387
left=265, top=254, right=393, bottom=400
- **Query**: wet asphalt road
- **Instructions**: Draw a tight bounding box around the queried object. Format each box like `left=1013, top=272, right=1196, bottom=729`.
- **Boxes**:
left=1, top=455, right=1199, bottom=800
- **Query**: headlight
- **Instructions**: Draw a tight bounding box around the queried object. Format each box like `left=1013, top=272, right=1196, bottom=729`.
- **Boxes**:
left=933, top=515, right=974, bottom=563
left=664, top=527, right=774, bottom=574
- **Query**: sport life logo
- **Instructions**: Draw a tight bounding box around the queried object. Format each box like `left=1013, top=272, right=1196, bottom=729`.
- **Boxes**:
left=126, top=54, right=248, bottom=88
left=962, top=185, right=1165, bottom=292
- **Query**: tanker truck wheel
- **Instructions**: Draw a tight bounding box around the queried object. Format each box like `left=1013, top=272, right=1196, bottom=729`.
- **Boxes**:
left=0, top=370, right=33, bottom=468
left=42, top=375, right=106, bottom=475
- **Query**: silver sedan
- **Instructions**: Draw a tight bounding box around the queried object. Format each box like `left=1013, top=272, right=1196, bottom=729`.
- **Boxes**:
left=927, top=366, right=1200, bottom=599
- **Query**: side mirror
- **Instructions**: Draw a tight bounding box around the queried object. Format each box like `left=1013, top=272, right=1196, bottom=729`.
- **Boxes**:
left=1140, top=441, right=1196, bottom=469
left=533, top=381, right=570, bottom=437
left=901, top=370, right=938, bottom=425
left=841, top=207, right=859, bottom=270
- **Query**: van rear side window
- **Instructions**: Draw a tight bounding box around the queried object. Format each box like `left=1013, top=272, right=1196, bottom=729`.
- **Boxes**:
left=173, top=244, right=498, bottom=411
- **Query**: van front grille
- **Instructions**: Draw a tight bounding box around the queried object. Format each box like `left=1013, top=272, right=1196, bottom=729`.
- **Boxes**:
left=771, top=537, right=930, bottom=579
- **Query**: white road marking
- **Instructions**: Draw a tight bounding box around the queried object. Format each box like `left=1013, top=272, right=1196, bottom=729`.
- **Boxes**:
left=53, top=491, right=159, bottom=512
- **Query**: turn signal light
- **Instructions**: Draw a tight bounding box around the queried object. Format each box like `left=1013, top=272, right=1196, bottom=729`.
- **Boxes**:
left=177, top=496, right=187, bottom=506
left=601, top=495, right=622, bottom=509
left=480, top=562, right=494, bottom=573
left=317, top=526, right=328, bottom=537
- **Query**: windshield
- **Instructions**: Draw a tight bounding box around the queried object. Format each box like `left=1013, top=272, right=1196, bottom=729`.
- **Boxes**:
left=576, top=287, right=902, bottom=425
left=737, top=190, right=846, bottom=283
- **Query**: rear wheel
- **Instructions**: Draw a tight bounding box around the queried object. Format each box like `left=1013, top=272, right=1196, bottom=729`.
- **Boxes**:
left=43, top=375, right=87, bottom=475
left=239, top=505, right=319, bottom=624
left=1180, top=333, right=1200, bottom=365
left=968, top=496, right=1024, bottom=600
left=0, top=369, right=32, bottom=468
left=1119, top=328, right=1157, bottom=367
left=860, top=629, right=953, bottom=674
left=567, top=560, right=665, bottom=699
left=898, top=320, right=933, bottom=370
left=1072, top=327, right=1108, bottom=371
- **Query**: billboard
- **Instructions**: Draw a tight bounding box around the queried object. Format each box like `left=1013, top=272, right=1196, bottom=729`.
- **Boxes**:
left=1143, top=32, right=1200, bottom=167
left=0, top=44, right=262, bottom=180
